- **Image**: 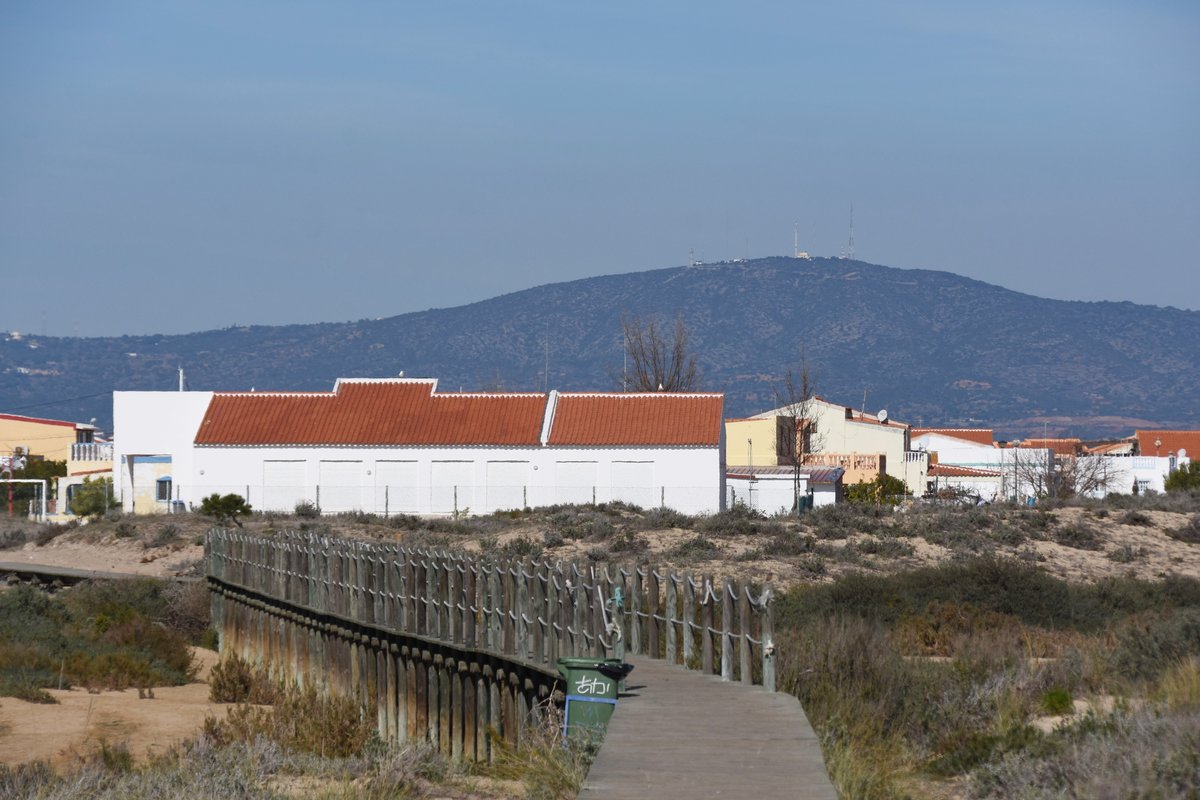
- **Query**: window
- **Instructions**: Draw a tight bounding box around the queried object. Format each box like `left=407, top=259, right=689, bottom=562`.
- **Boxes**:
left=156, top=477, right=172, bottom=502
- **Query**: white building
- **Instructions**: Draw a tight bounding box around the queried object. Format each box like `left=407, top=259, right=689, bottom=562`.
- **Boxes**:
left=725, top=466, right=844, bottom=513
left=114, top=378, right=726, bottom=516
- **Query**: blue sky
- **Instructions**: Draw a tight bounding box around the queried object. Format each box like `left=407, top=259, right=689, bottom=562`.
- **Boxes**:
left=2, top=1, right=1197, bottom=336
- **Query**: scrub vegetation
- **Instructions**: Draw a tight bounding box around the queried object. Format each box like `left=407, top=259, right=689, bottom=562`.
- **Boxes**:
left=775, top=560, right=1200, bottom=799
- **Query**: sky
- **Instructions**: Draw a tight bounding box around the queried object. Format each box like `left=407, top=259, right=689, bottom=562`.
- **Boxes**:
left=2, top=1, right=1198, bottom=337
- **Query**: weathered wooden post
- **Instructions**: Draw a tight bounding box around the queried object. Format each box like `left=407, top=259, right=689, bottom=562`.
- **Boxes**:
left=629, top=567, right=643, bottom=656
left=647, top=568, right=660, bottom=658
left=738, top=582, right=752, bottom=685
left=761, top=585, right=776, bottom=692
left=721, top=577, right=734, bottom=682
left=702, top=574, right=714, bottom=675
left=665, top=572, right=678, bottom=665
left=683, top=573, right=696, bottom=667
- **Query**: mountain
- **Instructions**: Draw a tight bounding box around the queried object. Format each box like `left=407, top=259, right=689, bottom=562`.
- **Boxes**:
left=3, top=257, right=1197, bottom=439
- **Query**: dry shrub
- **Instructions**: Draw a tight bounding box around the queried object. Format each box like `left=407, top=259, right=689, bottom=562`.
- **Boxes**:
left=481, top=702, right=589, bottom=800
left=891, top=601, right=1077, bottom=658
left=1167, top=514, right=1200, bottom=544
left=162, top=580, right=212, bottom=643
left=208, top=654, right=278, bottom=704
left=205, top=682, right=374, bottom=758
left=1157, top=656, right=1200, bottom=711
left=968, top=706, right=1200, bottom=799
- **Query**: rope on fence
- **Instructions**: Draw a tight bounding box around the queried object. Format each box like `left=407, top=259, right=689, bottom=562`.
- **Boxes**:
left=205, top=527, right=776, bottom=689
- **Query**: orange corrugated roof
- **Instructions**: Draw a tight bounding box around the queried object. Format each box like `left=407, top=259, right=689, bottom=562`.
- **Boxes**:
left=195, top=380, right=546, bottom=446
left=1136, top=430, right=1200, bottom=458
left=549, top=393, right=723, bottom=446
left=911, top=428, right=995, bottom=446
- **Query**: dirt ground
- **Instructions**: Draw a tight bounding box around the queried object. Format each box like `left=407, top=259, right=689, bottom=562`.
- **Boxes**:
left=0, top=648, right=223, bottom=769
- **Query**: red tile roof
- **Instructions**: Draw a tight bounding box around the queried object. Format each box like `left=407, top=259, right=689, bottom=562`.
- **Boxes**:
left=195, top=380, right=725, bottom=448
left=196, top=379, right=546, bottom=446
left=548, top=393, right=724, bottom=446
left=1135, top=430, right=1200, bottom=458
left=1018, top=438, right=1083, bottom=457
left=911, top=428, right=995, bottom=446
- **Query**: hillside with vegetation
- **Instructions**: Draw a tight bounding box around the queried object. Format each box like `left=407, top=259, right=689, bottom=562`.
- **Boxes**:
left=3, top=257, right=1199, bottom=438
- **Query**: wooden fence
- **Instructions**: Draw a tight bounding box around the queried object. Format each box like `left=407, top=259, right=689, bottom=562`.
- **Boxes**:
left=205, top=528, right=776, bottom=759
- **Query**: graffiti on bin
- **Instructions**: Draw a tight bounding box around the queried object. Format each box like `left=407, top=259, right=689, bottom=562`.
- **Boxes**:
left=574, top=675, right=611, bottom=695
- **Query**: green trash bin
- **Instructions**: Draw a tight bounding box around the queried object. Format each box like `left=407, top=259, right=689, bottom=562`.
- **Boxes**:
left=557, top=657, right=634, bottom=743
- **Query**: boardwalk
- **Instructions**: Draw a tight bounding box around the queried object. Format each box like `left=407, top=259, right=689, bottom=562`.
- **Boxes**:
left=580, top=655, right=837, bottom=799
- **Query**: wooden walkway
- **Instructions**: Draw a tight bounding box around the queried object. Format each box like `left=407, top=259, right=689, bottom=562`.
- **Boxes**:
left=580, top=655, right=837, bottom=799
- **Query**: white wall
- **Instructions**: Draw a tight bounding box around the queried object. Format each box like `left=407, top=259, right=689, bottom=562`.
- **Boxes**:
left=113, top=391, right=213, bottom=513
left=913, top=436, right=1054, bottom=501
left=1075, top=455, right=1175, bottom=498
left=190, top=444, right=724, bottom=516
left=725, top=474, right=838, bottom=513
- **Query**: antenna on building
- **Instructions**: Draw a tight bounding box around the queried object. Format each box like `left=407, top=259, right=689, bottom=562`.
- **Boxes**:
left=544, top=322, right=550, bottom=393
left=847, top=203, right=855, bottom=260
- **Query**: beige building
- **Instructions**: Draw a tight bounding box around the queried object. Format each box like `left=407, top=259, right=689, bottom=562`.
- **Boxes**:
left=0, top=413, right=113, bottom=517
left=726, top=397, right=928, bottom=493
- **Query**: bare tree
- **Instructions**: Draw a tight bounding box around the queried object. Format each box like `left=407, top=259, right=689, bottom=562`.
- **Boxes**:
left=1006, top=449, right=1115, bottom=502
left=616, top=315, right=700, bottom=392
left=773, top=356, right=824, bottom=514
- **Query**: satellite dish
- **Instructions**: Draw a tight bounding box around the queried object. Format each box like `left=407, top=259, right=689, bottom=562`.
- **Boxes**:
left=877, top=409, right=888, bottom=424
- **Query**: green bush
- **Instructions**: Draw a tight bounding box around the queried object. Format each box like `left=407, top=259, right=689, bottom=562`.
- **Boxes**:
left=293, top=500, right=321, bottom=519
left=845, top=474, right=908, bottom=505
left=1112, top=609, right=1200, bottom=682
left=0, top=581, right=197, bottom=698
left=70, top=476, right=114, bottom=518
left=1040, top=687, right=1073, bottom=714
left=200, top=493, right=253, bottom=527
left=1164, top=461, right=1200, bottom=492
left=1054, top=522, right=1104, bottom=551
left=697, top=505, right=784, bottom=536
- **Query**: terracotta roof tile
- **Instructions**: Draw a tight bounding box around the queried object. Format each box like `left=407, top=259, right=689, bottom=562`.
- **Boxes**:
left=548, top=393, right=723, bottom=446
left=1018, top=438, right=1083, bottom=457
left=196, top=380, right=546, bottom=446
left=1135, top=430, right=1200, bottom=458
left=911, top=428, right=995, bottom=446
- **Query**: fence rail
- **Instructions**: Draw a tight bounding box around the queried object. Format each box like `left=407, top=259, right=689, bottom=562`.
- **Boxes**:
left=205, top=528, right=776, bottom=758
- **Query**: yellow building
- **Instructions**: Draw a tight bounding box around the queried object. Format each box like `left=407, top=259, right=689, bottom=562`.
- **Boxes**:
left=0, top=413, right=113, bottom=518
left=1, top=413, right=81, bottom=462
left=726, top=397, right=928, bottom=493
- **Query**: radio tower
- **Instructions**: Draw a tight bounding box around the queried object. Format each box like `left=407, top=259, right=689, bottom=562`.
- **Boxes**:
left=846, top=203, right=856, bottom=260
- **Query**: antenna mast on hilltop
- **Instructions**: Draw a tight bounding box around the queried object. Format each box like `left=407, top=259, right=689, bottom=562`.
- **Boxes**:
left=793, top=222, right=810, bottom=260
left=847, top=203, right=856, bottom=260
